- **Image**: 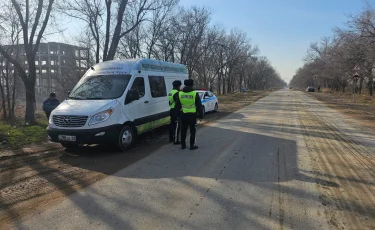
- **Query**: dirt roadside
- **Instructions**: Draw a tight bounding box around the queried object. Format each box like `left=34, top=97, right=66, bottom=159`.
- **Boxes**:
left=296, top=92, right=375, bottom=229
left=0, top=91, right=269, bottom=228
left=306, top=92, right=375, bottom=130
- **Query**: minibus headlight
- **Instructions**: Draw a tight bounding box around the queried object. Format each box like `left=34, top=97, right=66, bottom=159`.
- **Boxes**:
left=89, top=108, right=113, bottom=126
left=49, top=114, right=53, bottom=124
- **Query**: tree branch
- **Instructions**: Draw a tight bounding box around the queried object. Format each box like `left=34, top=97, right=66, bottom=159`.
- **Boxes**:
left=33, top=0, right=55, bottom=55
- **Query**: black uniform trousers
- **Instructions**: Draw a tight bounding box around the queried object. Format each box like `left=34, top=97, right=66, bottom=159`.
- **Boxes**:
left=169, top=109, right=180, bottom=142
left=45, top=112, right=51, bottom=120
left=180, top=113, right=197, bottom=147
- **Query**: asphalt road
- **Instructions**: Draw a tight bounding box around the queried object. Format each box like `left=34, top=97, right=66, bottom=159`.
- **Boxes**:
left=16, top=90, right=375, bottom=230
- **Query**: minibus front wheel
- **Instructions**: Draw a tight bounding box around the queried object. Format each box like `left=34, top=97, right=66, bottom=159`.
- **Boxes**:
left=118, top=125, right=135, bottom=151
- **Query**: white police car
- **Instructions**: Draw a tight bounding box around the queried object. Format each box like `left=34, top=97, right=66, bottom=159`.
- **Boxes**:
left=196, top=89, right=219, bottom=114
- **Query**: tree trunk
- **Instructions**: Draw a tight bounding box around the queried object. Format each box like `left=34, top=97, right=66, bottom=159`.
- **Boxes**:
left=222, top=78, right=226, bottom=95
left=227, top=77, right=230, bottom=94
left=218, top=74, right=221, bottom=95
left=5, top=72, right=11, bottom=118
left=188, top=67, right=193, bottom=79
left=203, top=71, right=207, bottom=89
left=239, top=74, right=243, bottom=92
left=359, top=77, right=364, bottom=94
left=170, top=43, right=175, bottom=63
left=0, top=80, right=7, bottom=119
left=369, top=76, right=373, bottom=96
left=95, top=41, right=100, bottom=64
left=24, top=79, right=36, bottom=124
left=105, top=0, right=131, bottom=61
left=11, top=37, right=20, bottom=119
left=1, top=64, right=9, bottom=119
left=11, top=72, right=16, bottom=118
left=148, top=37, right=156, bottom=59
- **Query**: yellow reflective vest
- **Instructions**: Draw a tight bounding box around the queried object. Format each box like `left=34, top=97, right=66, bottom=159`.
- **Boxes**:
left=168, top=89, right=179, bottom=109
left=179, top=91, right=197, bottom=113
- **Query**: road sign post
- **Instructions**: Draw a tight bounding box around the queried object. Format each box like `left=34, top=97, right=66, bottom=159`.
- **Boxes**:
left=352, top=64, right=360, bottom=103
left=353, top=77, right=358, bottom=102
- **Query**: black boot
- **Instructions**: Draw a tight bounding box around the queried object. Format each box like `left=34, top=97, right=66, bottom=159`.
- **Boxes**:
left=190, top=145, right=198, bottom=150
left=174, top=140, right=181, bottom=145
left=181, top=144, right=187, bottom=149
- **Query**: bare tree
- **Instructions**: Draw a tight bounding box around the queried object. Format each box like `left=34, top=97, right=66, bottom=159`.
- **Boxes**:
left=173, top=6, right=211, bottom=77
left=0, top=0, right=55, bottom=124
left=62, top=2, right=286, bottom=94
left=62, top=0, right=104, bottom=64
left=61, top=0, right=173, bottom=63
left=291, top=5, right=375, bottom=96
left=0, top=1, right=20, bottom=119
left=144, top=0, right=178, bottom=59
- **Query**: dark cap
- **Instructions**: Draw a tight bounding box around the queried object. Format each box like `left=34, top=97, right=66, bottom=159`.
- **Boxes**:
left=50, top=92, right=56, bottom=97
left=172, top=80, right=182, bottom=87
left=184, top=79, right=194, bottom=87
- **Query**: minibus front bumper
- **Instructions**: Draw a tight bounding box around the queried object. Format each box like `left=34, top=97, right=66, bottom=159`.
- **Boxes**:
left=47, top=125, right=123, bottom=144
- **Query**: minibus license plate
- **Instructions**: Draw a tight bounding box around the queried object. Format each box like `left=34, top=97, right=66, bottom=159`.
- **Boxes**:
left=58, top=135, right=76, bottom=142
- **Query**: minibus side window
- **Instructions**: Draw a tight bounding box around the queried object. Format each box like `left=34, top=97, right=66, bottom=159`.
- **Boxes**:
left=131, top=77, right=145, bottom=98
left=148, top=76, right=167, bottom=98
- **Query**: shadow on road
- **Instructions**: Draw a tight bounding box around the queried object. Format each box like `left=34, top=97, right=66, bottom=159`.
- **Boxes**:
left=48, top=125, right=335, bottom=229
left=60, top=126, right=170, bottom=173
left=5, top=91, right=374, bottom=229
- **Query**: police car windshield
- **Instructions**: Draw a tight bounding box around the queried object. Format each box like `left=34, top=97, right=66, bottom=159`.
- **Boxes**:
left=69, top=74, right=131, bottom=100
left=198, top=92, right=204, bottom=99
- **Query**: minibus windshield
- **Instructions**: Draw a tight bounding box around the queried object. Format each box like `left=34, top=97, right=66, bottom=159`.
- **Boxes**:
left=68, top=74, right=131, bottom=100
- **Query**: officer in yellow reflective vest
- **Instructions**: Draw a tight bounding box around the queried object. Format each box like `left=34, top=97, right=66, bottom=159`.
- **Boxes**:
left=175, top=79, right=203, bottom=150
left=168, top=80, right=182, bottom=144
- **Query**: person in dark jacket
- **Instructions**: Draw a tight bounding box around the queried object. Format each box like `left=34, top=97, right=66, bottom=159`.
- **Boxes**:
left=175, top=79, right=203, bottom=150
left=43, top=92, right=60, bottom=119
left=168, top=80, right=182, bottom=144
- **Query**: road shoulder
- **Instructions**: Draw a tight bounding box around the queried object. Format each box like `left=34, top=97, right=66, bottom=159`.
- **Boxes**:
left=305, top=91, right=375, bottom=131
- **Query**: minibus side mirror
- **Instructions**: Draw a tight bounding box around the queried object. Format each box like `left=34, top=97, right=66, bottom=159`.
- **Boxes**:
left=125, top=89, right=140, bottom=104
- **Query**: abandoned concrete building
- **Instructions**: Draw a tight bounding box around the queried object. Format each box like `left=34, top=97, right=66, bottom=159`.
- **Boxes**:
left=0, top=42, right=90, bottom=102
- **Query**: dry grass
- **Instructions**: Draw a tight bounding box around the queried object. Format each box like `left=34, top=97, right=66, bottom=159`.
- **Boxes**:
left=307, top=91, right=375, bottom=130
left=322, top=88, right=332, bottom=93
left=317, top=88, right=375, bottom=105
left=217, top=91, right=267, bottom=103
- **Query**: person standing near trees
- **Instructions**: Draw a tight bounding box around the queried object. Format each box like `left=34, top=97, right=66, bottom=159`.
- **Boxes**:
left=43, top=92, right=60, bottom=119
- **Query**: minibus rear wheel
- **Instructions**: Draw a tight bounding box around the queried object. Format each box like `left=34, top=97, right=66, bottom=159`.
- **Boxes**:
left=118, top=125, right=135, bottom=151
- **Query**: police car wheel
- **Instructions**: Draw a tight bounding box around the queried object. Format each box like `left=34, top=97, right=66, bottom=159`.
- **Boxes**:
left=214, top=103, right=218, bottom=112
left=202, top=106, right=206, bottom=116
left=118, top=126, right=134, bottom=152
